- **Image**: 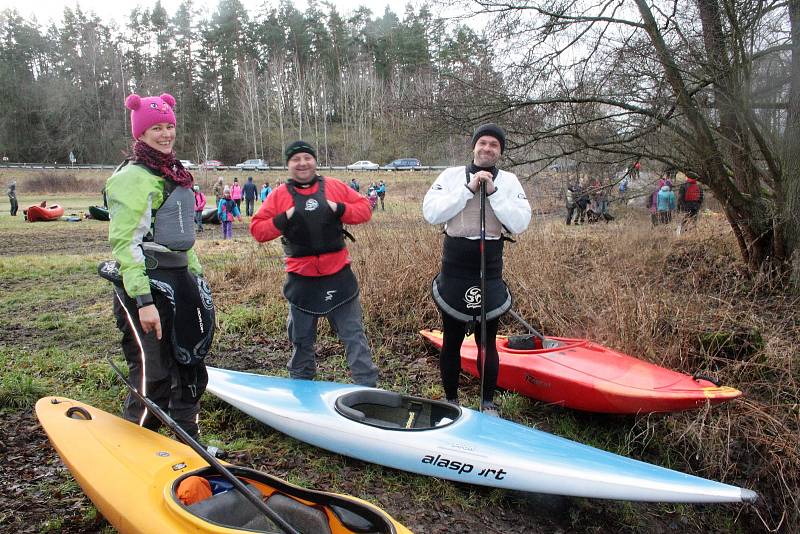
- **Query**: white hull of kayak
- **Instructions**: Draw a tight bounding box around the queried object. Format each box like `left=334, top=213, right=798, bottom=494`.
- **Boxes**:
left=206, top=367, right=756, bottom=503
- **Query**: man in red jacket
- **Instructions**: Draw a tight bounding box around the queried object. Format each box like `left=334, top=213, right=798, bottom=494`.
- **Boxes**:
left=677, top=175, right=704, bottom=235
left=250, top=141, right=378, bottom=386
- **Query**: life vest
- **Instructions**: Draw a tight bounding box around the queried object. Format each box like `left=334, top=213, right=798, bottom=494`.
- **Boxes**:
left=112, top=160, right=196, bottom=253
left=281, top=178, right=347, bottom=258
left=683, top=181, right=702, bottom=202
left=151, top=178, right=195, bottom=251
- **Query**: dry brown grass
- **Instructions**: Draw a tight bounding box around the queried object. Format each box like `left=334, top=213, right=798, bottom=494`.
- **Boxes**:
left=2, top=166, right=435, bottom=195
left=207, top=175, right=797, bottom=530
left=503, top=214, right=798, bottom=530
left=35, top=165, right=786, bottom=529
left=6, top=170, right=108, bottom=193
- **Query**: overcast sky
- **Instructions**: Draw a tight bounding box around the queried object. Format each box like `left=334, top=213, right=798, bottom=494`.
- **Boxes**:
left=0, top=0, right=425, bottom=25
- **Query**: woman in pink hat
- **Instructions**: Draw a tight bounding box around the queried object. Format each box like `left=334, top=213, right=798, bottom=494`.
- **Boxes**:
left=101, top=92, right=215, bottom=441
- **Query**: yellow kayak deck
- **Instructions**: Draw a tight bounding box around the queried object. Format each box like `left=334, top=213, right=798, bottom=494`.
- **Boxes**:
left=35, top=396, right=411, bottom=534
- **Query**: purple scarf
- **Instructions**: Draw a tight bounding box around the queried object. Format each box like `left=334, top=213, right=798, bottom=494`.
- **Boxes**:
left=132, top=140, right=194, bottom=188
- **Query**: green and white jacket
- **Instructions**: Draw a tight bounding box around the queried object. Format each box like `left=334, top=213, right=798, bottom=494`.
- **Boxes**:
left=106, top=163, right=202, bottom=305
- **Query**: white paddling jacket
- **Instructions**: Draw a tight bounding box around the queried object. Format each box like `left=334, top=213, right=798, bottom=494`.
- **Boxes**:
left=422, top=166, right=532, bottom=238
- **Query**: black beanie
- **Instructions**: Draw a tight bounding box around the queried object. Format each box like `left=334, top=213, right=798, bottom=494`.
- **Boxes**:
left=471, top=123, right=506, bottom=153
left=285, top=140, right=316, bottom=163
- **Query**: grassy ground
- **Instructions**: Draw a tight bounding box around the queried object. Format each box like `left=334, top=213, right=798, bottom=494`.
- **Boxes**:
left=0, top=170, right=797, bottom=533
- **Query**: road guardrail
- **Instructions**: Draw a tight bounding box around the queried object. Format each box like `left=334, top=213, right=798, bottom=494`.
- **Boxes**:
left=1, top=163, right=450, bottom=171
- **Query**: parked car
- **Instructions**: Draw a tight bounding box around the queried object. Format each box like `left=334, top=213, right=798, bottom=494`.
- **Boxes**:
left=179, top=160, right=197, bottom=169
left=382, top=158, right=421, bottom=171
left=346, top=160, right=380, bottom=171
left=236, top=158, right=269, bottom=171
left=201, top=159, right=223, bottom=169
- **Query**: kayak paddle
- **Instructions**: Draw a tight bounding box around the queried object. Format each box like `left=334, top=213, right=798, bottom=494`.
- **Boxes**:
left=106, top=356, right=301, bottom=534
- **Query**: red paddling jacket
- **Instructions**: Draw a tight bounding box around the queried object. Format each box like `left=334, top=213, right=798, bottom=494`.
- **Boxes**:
left=250, top=176, right=372, bottom=315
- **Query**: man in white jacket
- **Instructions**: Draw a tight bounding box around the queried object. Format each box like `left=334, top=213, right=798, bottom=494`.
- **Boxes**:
left=422, top=123, right=531, bottom=416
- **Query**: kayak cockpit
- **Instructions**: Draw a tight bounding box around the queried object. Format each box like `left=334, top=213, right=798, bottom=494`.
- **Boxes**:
left=334, top=390, right=460, bottom=430
left=172, top=466, right=396, bottom=533
left=182, top=479, right=280, bottom=532
left=498, top=334, right=584, bottom=354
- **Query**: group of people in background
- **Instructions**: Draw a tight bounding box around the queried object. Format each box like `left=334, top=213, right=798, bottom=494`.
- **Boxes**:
left=348, top=178, right=387, bottom=211
left=368, top=181, right=386, bottom=211
left=186, top=172, right=388, bottom=242
left=194, top=176, right=271, bottom=239
left=647, top=172, right=704, bottom=229
left=562, top=165, right=704, bottom=230
left=193, top=175, right=272, bottom=239
left=565, top=176, right=612, bottom=225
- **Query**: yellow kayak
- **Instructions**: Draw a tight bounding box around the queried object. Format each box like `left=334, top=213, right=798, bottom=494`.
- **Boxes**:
left=35, top=397, right=412, bottom=534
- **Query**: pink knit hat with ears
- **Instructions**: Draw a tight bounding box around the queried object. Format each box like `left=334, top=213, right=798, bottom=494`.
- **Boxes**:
left=125, top=93, right=177, bottom=139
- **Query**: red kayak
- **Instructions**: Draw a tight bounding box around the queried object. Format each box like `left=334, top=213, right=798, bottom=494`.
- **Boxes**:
left=420, top=329, right=742, bottom=414
left=24, top=201, right=64, bottom=222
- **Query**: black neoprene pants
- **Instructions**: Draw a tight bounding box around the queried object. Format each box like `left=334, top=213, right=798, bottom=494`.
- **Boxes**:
left=112, top=288, right=207, bottom=439
left=440, top=313, right=500, bottom=403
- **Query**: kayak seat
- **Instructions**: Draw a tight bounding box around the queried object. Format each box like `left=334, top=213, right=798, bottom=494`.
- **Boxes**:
left=186, top=483, right=338, bottom=533
left=505, top=335, right=563, bottom=351
left=330, top=504, right=382, bottom=533
left=507, top=335, right=541, bottom=350
left=265, top=493, right=332, bottom=534
left=335, top=390, right=405, bottom=429
left=335, top=390, right=460, bottom=430
left=186, top=483, right=278, bottom=531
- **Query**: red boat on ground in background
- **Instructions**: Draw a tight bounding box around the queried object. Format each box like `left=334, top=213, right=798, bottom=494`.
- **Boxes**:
left=24, top=201, right=64, bottom=222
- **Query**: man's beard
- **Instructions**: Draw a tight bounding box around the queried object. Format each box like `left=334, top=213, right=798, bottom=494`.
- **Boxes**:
left=475, top=154, right=499, bottom=167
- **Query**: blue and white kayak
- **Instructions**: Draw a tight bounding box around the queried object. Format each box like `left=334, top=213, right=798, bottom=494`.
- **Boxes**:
left=206, top=367, right=757, bottom=503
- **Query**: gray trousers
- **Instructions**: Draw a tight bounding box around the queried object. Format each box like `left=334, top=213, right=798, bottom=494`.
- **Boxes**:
left=286, top=296, right=378, bottom=387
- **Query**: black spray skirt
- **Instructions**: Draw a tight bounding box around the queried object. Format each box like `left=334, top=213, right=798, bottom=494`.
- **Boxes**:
left=98, top=260, right=215, bottom=365
left=431, top=272, right=512, bottom=323
left=283, top=264, right=359, bottom=316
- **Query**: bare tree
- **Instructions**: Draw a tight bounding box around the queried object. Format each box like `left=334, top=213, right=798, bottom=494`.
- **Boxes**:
left=238, top=59, right=260, bottom=158
left=267, top=53, right=289, bottom=159
left=195, top=120, right=214, bottom=180
left=440, top=0, right=798, bottom=281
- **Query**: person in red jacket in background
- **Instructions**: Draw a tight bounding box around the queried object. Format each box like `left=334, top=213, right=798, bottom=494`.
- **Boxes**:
left=250, top=141, right=379, bottom=387
left=677, top=175, right=704, bottom=234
